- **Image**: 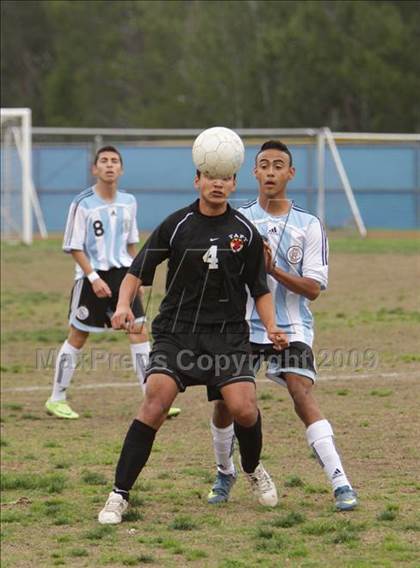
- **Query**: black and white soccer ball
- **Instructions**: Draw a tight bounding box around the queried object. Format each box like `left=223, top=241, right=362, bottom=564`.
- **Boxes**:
left=192, top=126, right=245, bottom=178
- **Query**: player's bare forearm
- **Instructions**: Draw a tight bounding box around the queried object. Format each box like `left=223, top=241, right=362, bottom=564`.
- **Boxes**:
left=70, top=250, right=111, bottom=297
left=112, top=273, right=142, bottom=330
left=270, top=267, right=321, bottom=301
left=117, top=273, right=142, bottom=308
left=127, top=244, right=146, bottom=298
left=255, top=293, right=276, bottom=330
left=127, top=243, right=138, bottom=258
left=70, top=250, right=94, bottom=276
left=254, top=293, right=289, bottom=349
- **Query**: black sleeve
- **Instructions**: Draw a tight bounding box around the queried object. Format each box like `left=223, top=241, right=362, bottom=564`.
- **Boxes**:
left=128, top=220, right=171, bottom=285
left=242, top=229, right=270, bottom=298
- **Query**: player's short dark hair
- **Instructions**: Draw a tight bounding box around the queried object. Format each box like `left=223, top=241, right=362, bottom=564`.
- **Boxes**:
left=196, top=169, right=237, bottom=180
left=94, top=145, right=123, bottom=166
left=255, top=140, right=293, bottom=167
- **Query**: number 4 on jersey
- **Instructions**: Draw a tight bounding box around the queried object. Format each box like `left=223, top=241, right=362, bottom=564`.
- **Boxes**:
left=202, top=245, right=219, bottom=269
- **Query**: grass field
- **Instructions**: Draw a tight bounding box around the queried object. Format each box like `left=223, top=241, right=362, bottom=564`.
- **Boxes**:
left=1, top=233, right=420, bottom=568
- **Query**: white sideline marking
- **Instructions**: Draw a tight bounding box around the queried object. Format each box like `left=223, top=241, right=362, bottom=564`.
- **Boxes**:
left=1, top=370, right=418, bottom=393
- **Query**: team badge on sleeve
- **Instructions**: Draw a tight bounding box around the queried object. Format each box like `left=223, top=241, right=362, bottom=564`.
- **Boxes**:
left=287, top=245, right=303, bottom=264
left=229, top=233, right=248, bottom=253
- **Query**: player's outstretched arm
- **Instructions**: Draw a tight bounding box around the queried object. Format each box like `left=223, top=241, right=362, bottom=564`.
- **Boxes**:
left=254, top=293, right=289, bottom=350
left=112, top=274, right=142, bottom=330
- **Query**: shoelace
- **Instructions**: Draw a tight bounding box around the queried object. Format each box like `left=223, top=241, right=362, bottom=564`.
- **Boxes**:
left=249, top=469, right=272, bottom=493
left=105, top=497, right=124, bottom=512
left=213, top=473, right=234, bottom=493
left=214, top=480, right=230, bottom=496
left=335, top=486, right=355, bottom=497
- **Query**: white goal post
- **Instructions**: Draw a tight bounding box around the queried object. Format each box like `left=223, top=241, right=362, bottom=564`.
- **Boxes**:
left=1, top=108, right=47, bottom=244
left=317, top=127, right=367, bottom=237
left=30, top=125, right=372, bottom=236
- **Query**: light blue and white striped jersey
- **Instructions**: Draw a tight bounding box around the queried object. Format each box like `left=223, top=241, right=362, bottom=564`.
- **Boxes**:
left=63, top=186, right=139, bottom=280
left=240, top=200, right=328, bottom=347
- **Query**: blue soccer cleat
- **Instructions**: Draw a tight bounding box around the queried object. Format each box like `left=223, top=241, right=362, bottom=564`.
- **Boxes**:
left=334, top=485, right=358, bottom=511
left=207, top=470, right=237, bottom=504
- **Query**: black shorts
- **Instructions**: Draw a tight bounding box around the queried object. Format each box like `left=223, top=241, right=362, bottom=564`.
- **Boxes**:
left=146, top=318, right=255, bottom=400
left=209, top=341, right=316, bottom=400
left=68, top=267, right=145, bottom=332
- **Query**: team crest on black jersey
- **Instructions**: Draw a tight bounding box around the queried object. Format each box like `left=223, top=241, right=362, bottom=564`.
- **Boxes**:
left=229, top=233, right=248, bottom=253
left=287, top=245, right=303, bottom=264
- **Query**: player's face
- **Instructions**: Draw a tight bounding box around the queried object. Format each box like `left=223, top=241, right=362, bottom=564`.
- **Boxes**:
left=194, top=173, right=236, bottom=204
left=253, top=149, right=295, bottom=197
left=92, top=152, right=123, bottom=183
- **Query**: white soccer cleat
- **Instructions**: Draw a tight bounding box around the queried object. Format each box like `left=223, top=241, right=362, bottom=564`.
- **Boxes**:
left=244, top=462, right=278, bottom=507
left=98, top=491, right=128, bottom=524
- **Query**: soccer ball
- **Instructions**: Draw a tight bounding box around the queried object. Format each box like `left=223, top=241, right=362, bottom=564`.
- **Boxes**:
left=192, top=126, right=245, bottom=178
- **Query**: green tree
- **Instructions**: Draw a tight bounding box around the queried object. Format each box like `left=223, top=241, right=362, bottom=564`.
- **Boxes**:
left=2, top=0, right=419, bottom=131
left=1, top=0, right=53, bottom=123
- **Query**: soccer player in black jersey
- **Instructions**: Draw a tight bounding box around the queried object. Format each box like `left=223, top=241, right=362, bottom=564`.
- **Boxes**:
left=98, top=170, right=289, bottom=524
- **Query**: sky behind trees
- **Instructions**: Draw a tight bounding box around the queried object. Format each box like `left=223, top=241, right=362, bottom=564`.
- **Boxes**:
left=2, top=0, right=419, bottom=131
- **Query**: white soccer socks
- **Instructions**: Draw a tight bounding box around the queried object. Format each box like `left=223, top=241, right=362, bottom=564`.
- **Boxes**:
left=210, top=421, right=236, bottom=476
left=130, top=342, right=150, bottom=394
left=306, top=419, right=351, bottom=491
left=50, top=340, right=81, bottom=402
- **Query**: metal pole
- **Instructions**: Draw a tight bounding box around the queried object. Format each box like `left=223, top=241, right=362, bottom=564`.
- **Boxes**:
left=316, top=129, right=326, bottom=224
left=2, top=128, right=13, bottom=236
left=21, top=109, right=33, bottom=244
left=94, top=134, right=104, bottom=153
left=324, top=127, right=367, bottom=237
left=11, top=127, right=48, bottom=239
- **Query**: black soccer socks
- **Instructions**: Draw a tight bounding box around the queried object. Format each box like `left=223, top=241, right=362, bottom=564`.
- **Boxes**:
left=114, top=419, right=157, bottom=492
left=234, top=410, right=262, bottom=473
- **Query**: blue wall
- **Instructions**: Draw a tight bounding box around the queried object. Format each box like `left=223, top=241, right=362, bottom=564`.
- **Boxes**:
left=29, top=142, right=420, bottom=231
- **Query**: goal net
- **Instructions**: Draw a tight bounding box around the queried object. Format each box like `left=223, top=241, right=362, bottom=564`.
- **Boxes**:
left=1, top=108, right=47, bottom=244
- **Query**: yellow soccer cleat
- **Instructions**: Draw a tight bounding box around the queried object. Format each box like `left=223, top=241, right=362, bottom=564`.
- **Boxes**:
left=45, top=398, right=79, bottom=419
left=167, top=407, right=181, bottom=419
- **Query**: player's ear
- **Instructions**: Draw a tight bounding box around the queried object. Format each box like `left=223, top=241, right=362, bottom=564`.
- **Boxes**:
left=193, top=174, right=200, bottom=190
left=288, top=166, right=296, bottom=181
left=91, top=164, right=98, bottom=177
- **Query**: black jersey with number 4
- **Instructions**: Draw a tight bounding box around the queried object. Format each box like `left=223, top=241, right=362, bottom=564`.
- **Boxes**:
left=129, top=200, right=269, bottom=326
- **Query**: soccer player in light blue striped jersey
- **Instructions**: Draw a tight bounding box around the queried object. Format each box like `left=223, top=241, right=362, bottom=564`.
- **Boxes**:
left=207, top=140, right=357, bottom=511
left=45, top=146, right=180, bottom=419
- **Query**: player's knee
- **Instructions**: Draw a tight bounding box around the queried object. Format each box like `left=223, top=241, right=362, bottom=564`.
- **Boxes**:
left=229, top=401, right=257, bottom=427
left=142, top=392, right=169, bottom=420
left=288, top=383, right=316, bottom=414
left=287, top=376, right=311, bottom=398
left=68, top=326, right=88, bottom=349
left=290, top=387, right=309, bottom=407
